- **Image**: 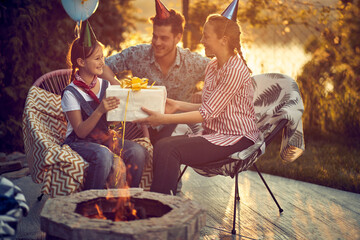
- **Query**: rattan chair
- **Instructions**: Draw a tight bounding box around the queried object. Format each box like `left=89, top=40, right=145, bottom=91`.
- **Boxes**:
left=23, top=69, right=149, bottom=199
left=177, top=73, right=305, bottom=234
left=33, top=69, right=71, bottom=95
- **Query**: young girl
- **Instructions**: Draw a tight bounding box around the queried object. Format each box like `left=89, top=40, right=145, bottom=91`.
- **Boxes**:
left=134, top=13, right=260, bottom=195
left=61, top=22, right=148, bottom=190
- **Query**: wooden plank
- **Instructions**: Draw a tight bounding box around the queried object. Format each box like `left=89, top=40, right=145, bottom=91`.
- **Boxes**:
left=246, top=172, right=360, bottom=239
left=181, top=167, right=360, bottom=240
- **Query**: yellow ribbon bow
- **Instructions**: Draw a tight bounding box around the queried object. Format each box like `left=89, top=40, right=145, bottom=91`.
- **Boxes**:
left=114, top=76, right=154, bottom=185
left=120, top=77, right=155, bottom=91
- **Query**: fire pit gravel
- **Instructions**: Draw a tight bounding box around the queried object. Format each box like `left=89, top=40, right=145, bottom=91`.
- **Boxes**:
left=40, top=188, right=206, bottom=240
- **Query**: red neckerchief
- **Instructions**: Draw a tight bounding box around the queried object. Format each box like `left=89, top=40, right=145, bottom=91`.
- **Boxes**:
left=73, top=72, right=100, bottom=104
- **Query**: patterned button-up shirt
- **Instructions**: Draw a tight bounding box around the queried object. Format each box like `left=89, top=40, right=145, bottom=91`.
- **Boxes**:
left=105, top=44, right=210, bottom=101
left=197, top=54, right=259, bottom=146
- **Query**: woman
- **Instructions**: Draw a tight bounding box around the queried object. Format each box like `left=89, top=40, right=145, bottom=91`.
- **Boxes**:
left=134, top=14, right=259, bottom=195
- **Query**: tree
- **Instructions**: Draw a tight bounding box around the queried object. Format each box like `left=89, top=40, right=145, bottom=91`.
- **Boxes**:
left=0, top=0, right=137, bottom=153
left=187, top=0, right=360, bottom=138
left=297, top=0, right=360, bottom=137
left=187, top=0, right=218, bottom=50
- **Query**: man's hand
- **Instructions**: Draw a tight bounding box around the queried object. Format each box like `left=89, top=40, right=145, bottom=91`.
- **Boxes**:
left=191, top=91, right=202, bottom=103
left=165, top=98, right=179, bottom=114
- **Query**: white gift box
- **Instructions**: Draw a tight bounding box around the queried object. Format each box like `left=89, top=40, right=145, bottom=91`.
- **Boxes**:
left=106, top=85, right=167, bottom=121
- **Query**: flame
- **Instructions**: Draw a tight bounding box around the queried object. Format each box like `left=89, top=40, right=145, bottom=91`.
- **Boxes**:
left=106, top=190, right=114, bottom=200
left=114, top=189, right=139, bottom=221
left=87, top=124, right=140, bottom=221
left=132, top=208, right=137, bottom=216
left=89, top=190, right=140, bottom=221
left=94, top=204, right=106, bottom=220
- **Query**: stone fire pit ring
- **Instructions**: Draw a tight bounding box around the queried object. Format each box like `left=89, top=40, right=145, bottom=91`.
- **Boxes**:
left=40, top=188, right=206, bottom=240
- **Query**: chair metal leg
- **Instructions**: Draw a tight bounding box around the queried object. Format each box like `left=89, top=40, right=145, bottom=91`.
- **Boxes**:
left=235, top=173, right=240, bottom=201
left=177, top=166, right=188, bottom=183
left=253, top=163, right=283, bottom=213
left=232, top=173, right=239, bottom=235
left=37, top=193, right=44, bottom=201
left=175, top=165, right=188, bottom=193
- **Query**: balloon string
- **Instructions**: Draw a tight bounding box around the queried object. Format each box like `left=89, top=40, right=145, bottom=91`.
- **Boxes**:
left=74, top=21, right=82, bottom=38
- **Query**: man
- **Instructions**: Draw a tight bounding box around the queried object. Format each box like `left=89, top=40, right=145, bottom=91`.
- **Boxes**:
left=101, top=0, right=210, bottom=143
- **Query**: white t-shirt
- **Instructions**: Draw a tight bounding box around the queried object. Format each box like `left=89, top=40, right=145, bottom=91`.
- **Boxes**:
left=61, top=78, right=105, bottom=138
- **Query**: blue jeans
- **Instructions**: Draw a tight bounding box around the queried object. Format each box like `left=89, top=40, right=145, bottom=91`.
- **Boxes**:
left=68, top=139, right=148, bottom=189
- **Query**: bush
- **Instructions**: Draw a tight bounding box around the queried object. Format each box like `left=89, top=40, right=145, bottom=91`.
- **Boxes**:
left=0, top=0, right=136, bottom=153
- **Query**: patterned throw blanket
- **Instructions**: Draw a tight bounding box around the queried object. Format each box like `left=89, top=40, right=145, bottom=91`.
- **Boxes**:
left=22, top=86, right=153, bottom=197
left=0, top=177, right=29, bottom=238
left=193, top=73, right=305, bottom=177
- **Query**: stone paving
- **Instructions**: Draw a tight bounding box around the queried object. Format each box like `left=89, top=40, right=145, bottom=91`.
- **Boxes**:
left=0, top=151, right=29, bottom=180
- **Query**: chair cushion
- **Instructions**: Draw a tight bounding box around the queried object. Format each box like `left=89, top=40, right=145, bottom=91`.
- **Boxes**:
left=133, top=137, right=153, bottom=191
left=252, top=73, right=305, bottom=162
left=192, top=73, right=305, bottom=177
left=22, top=86, right=88, bottom=197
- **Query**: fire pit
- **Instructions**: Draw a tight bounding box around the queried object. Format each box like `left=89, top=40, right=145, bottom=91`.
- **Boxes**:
left=40, top=189, right=206, bottom=240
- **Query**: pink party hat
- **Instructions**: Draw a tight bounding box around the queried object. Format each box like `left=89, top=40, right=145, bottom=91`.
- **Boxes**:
left=221, top=0, right=239, bottom=22
left=155, top=0, right=170, bottom=19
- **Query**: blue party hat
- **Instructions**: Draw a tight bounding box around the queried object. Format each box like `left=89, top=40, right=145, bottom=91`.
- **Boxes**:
left=221, top=0, right=239, bottom=22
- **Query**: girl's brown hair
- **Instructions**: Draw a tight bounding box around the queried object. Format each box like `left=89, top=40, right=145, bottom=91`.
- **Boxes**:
left=66, top=38, right=104, bottom=83
left=206, top=14, right=251, bottom=73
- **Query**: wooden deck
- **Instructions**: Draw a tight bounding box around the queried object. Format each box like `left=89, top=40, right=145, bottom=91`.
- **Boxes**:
left=13, top=168, right=360, bottom=240
left=181, top=167, right=360, bottom=240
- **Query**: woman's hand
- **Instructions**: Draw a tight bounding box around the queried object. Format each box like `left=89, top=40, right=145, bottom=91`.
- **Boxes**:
left=165, top=98, right=179, bottom=114
left=98, top=96, right=120, bottom=114
left=133, top=107, right=165, bottom=127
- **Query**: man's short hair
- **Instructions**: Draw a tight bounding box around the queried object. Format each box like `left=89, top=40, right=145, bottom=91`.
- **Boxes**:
left=150, top=9, right=185, bottom=36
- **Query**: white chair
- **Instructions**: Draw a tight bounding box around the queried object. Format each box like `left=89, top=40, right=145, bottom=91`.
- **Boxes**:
left=177, top=73, right=305, bottom=234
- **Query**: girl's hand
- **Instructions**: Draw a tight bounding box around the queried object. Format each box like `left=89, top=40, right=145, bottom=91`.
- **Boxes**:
left=98, top=96, right=120, bottom=114
left=133, top=107, right=165, bottom=127
left=165, top=98, right=179, bottom=114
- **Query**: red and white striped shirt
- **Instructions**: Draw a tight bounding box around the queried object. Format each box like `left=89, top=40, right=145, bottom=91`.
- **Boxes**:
left=194, top=54, right=259, bottom=146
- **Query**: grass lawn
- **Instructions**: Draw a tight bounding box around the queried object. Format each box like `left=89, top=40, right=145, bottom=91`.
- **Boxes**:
left=252, top=133, right=360, bottom=194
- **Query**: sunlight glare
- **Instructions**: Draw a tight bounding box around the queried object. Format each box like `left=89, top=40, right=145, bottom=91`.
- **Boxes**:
left=108, top=26, right=309, bottom=80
